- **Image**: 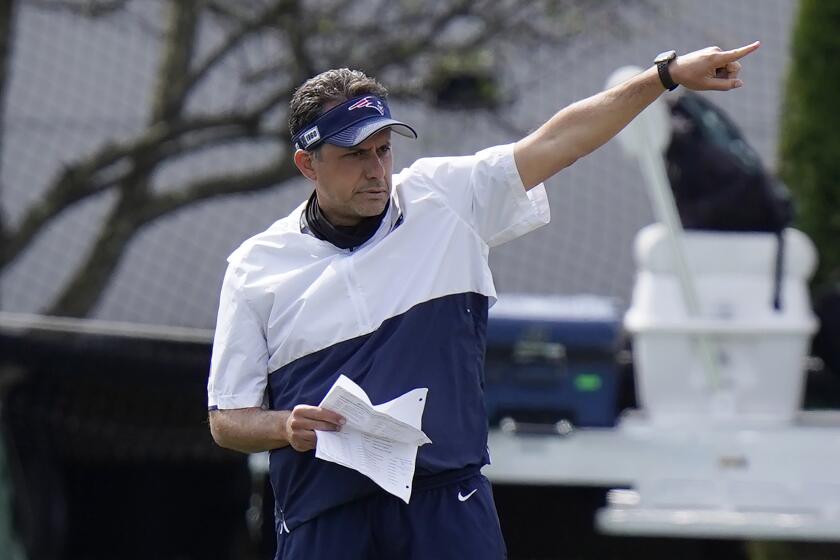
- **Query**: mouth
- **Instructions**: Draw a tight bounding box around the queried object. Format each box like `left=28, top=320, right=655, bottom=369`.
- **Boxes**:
left=358, top=180, right=388, bottom=195
left=358, top=188, right=388, bottom=197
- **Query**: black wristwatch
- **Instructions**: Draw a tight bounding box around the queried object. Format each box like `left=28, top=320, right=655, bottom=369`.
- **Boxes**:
left=654, top=50, right=679, bottom=91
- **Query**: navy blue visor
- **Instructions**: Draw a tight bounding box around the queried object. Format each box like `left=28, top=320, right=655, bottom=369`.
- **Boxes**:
left=293, top=95, right=417, bottom=150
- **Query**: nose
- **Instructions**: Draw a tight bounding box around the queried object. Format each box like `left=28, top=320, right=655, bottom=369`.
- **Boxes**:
left=365, top=153, right=386, bottom=180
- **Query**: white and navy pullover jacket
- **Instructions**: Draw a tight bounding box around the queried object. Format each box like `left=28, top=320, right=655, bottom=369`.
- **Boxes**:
left=208, top=143, right=551, bottom=529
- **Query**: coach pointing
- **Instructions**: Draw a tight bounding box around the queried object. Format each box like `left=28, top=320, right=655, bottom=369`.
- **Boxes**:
left=208, top=41, right=760, bottom=560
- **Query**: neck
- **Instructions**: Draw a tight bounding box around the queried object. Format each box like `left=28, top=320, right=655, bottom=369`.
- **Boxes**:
left=304, top=192, right=389, bottom=250
left=319, top=205, right=361, bottom=227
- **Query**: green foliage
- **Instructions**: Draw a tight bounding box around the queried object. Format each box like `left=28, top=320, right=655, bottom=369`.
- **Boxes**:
left=779, top=0, right=840, bottom=289
left=428, top=49, right=502, bottom=110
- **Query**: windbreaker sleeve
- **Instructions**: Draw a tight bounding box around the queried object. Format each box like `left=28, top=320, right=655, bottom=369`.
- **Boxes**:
left=207, top=261, right=270, bottom=410
left=403, top=143, right=550, bottom=247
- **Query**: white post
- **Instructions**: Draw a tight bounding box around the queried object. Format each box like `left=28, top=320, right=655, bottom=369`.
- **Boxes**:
left=607, top=66, right=722, bottom=393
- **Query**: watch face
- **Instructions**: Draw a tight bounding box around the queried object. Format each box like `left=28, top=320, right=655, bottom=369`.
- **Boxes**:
left=654, top=49, right=677, bottom=63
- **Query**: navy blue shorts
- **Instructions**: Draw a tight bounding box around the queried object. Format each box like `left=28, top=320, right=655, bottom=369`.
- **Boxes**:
left=274, top=471, right=507, bottom=559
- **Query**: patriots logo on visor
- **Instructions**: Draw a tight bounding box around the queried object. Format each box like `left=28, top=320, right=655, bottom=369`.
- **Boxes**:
left=347, top=96, right=385, bottom=116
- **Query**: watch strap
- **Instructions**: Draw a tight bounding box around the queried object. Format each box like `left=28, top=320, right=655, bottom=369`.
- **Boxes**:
left=656, top=56, right=679, bottom=91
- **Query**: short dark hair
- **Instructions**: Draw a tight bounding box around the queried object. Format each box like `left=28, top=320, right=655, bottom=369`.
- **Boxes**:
left=288, top=68, right=388, bottom=139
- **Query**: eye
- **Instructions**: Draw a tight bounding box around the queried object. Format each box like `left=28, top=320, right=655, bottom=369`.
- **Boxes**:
left=378, top=145, right=391, bottom=156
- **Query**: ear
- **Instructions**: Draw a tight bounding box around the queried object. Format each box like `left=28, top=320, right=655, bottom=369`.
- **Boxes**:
left=293, top=149, right=318, bottom=181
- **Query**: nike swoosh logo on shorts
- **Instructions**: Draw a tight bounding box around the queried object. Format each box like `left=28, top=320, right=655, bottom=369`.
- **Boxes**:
left=458, top=489, right=478, bottom=502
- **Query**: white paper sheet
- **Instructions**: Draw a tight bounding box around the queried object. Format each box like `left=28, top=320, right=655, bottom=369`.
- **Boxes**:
left=315, top=375, right=431, bottom=503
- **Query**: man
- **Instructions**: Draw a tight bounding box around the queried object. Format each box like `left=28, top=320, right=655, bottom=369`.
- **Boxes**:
left=208, top=41, right=760, bottom=559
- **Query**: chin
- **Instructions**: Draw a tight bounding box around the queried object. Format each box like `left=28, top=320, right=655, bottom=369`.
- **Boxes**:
left=359, top=199, right=389, bottom=217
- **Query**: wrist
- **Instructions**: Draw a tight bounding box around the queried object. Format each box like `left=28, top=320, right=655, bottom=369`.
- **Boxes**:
left=644, top=65, right=668, bottom=95
left=654, top=49, right=679, bottom=91
left=667, top=58, right=686, bottom=88
left=274, top=409, right=293, bottom=444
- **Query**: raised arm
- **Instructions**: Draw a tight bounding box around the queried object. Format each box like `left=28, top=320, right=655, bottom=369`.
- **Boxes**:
left=513, top=41, right=761, bottom=189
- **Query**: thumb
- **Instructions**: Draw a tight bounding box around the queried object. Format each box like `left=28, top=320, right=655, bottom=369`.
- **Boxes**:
left=702, top=77, right=743, bottom=91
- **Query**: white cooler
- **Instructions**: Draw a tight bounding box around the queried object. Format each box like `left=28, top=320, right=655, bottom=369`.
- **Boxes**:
left=625, top=224, right=819, bottom=426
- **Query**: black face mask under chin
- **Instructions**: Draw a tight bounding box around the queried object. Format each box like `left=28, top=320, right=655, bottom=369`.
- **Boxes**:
left=304, top=191, right=388, bottom=250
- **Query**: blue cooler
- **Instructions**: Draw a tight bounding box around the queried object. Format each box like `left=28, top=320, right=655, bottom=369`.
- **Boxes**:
left=484, top=294, right=622, bottom=429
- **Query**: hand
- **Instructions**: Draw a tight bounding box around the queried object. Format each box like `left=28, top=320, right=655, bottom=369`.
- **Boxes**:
left=283, top=404, right=345, bottom=452
left=670, top=41, right=760, bottom=91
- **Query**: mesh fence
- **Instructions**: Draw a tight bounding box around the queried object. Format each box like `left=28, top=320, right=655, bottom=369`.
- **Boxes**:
left=0, top=2, right=809, bottom=558
left=1, top=0, right=798, bottom=329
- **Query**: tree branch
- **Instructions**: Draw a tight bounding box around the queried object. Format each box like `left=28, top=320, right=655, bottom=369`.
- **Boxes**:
left=46, top=179, right=150, bottom=317
left=0, top=0, right=18, bottom=254
left=6, top=0, right=652, bottom=318
left=150, top=1, right=199, bottom=123
left=184, top=0, right=295, bottom=97
left=148, top=155, right=298, bottom=218
left=46, top=155, right=300, bottom=317
left=27, top=0, right=131, bottom=18
left=0, top=110, right=275, bottom=268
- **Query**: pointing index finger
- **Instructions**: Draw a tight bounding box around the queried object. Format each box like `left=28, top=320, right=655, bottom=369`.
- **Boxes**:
left=720, top=40, right=761, bottom=62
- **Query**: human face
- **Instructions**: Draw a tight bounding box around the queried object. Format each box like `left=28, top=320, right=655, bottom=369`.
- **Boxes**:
left=305, top=129, right=393, bottom=227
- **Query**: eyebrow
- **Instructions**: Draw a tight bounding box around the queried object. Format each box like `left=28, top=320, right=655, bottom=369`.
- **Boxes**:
left=343, top=142, right=391, bottom=155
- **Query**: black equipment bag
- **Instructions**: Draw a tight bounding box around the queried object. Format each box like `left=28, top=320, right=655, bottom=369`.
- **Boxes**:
left=664, top=92, right=795, bottom=309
